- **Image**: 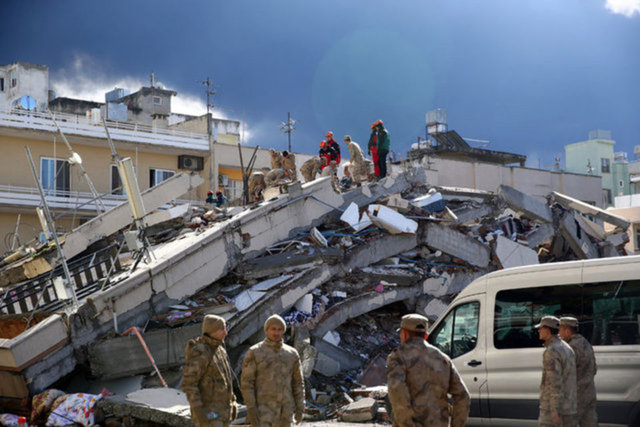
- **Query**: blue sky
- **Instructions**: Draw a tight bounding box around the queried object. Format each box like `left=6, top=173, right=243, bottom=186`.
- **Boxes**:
left=2, top=0, right=639, bottom=169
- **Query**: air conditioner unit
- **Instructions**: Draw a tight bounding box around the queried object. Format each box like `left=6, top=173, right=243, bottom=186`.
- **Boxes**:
left=218, top=174, right=229, bottom=186
left=178, top=155, right=204, bottom=171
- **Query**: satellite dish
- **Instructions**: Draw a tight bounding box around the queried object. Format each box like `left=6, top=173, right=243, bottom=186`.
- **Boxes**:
left=12, top=95, right=36, bottom=110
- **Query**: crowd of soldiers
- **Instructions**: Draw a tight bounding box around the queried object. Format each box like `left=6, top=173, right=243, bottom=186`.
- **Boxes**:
left=246, top=121, right=391, bottom=203
left=180, top=310, right=597, bottom=426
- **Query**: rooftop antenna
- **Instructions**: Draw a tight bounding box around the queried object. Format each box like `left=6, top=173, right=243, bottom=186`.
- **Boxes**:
left=49, top=111, right=106, bottom=214
left=201, top=77, right=218, bottom=191
left=150, top=71, right=155, bottom=88
left=544, top=156, right=562, bottom=171
left=586, top=159, right=594, bottom=175
left=280, top=112, right=296, bottom=152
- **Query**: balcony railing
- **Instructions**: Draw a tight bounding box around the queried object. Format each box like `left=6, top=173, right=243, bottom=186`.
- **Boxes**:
left=0, top=184, right=204, bottom=214
left=0, top=107, right=210, bottom=152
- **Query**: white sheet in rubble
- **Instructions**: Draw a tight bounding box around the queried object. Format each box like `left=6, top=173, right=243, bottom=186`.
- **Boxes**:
left=294, top=293, right=313, bottom=313
left=366, top=204, right=418, bottom=234
left=340, top=202, right=372, bottom=232
left=322, top=330, right=341, bottom=347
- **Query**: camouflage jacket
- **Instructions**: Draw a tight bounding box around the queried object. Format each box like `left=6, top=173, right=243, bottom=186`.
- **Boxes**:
left=386, top=337, right=470, bottom=427
left=300, top=157, right=322, bottom=182
left=265, top=168, right=287, bottom=186
left=540, top=335, right=577, bottom=415
left=180, top=335, right=236, bottom=423
left=241, top=338, right=304, bottom=426
left=282, top=154, right=296, bottom=173
left=346, top=141, right=365, bottom=165
left=271, top=153, right=284, bottom=170
left=564, top=333, right=597, bottom=408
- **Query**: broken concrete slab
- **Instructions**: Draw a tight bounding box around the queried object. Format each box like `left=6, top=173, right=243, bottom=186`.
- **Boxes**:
left=558, top=213, right=599, bottom=259
left=63, top=172, right=203, bottom=261
left=235, top=247, right=341, bottom=280
left=453, top=204, right=494, bottom=225
left=366, top=204, right=418, bottom=234
left=314, top=339, right=365, bottom=372
left=358, top=354, right=387, bottom=387
left=499, top=185, right=552, bottom=223
left=495, top=235, right=539, bottom=269
left=340, top=202, right=372, bottom=232
left=314, top=351, right=341, bottom=377
left=439, top=186, right=495, bottom=202
left=88, top=323, right=200, bottom=379
left=340, top=168, right=427, bottom=211
left=419, top=223, right=491, bottom=268
left=339, top=397, right=378, bottom=422
left=98, top=388, right=191, bottom=427
left=423, top=298, right=449, bottom=321
left=525, top=223, right=555, bottom=248
left=552, top=191, right=630, bottom=230
left=386, top=194, right=411, bottom=212
left=574, top=212, right=607, bottom=241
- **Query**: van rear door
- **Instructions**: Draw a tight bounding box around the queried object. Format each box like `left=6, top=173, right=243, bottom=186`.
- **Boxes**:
left=428, top=294, right=489, bottom=421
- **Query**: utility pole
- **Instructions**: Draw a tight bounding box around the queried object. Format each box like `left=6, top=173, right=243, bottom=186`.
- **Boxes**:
left=201, top=77, right=217, bottom=191
left=280, top=112, right=296, bottom=152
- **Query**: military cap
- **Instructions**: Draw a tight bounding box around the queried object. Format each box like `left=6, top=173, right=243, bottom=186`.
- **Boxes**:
left=560, top=316, right=578, bottom=328
left=534, top=315, right=560, bottom=329
left=202, top=314, right=226, bottom=335
left=398, top=313, right=429, bottom=333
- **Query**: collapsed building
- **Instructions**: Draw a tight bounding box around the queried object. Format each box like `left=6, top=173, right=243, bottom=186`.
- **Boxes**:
left=0, top=165, right=631, bottom=424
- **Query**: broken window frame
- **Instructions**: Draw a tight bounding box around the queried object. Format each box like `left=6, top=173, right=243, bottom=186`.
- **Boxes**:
left=149, top=168, right=175, bottom=188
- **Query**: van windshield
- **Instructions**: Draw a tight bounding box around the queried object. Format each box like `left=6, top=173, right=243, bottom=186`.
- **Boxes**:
left=494, top=279, right=640, bottom=349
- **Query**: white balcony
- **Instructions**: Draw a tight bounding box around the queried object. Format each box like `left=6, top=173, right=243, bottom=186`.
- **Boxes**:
left=0, top=108, right=210, bottom=152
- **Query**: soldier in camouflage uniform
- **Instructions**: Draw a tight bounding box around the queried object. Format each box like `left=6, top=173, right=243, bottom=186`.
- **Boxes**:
left=300, top=157, right=323, bottom=183
left=560, top=317, right=598, bottom=427
left=282, top=151, right=297, bottom=181
left=265, top=168, right=291, bottom=187
left=386, top=314, right=470, bottom=427
left=181, top=315, right=237, bottom=427
left=241, top=314, right=305, bottom=426
left=343, top=136, right=370, bottom=184
left=536, top=315, right=578, bottom=427
left=248, top=171, right=266, bottom=202
left=270, top=149, right=284, bottom=170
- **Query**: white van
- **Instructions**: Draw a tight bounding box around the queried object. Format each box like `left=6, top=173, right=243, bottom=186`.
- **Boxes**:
left=426, top=255, right=640, bottom=426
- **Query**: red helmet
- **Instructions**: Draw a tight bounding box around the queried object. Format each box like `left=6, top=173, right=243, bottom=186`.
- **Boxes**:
left=320, top=140, right=327, bottom=148
left=207, top=190, right=213, bottom=195
left=326, top=131, right=333, bottom=138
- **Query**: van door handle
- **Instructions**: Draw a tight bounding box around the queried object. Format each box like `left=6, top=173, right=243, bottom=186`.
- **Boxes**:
left=467, top=360, right=482, bottom=367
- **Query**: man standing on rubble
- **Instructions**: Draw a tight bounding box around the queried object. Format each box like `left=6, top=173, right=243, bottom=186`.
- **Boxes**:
left=241, top=314, right=305, bottom=426
left=387, top=314, right=469, bottom=427
left=282, top=150, right=297, bottom=181
left=270, top=148, right=284, bottom=170
left=559, top=316, right=598, bottom=427
left=325, top=131, right=341, bottom=164
left=373, top=121, right=390, bottom=178
left=536, top=315, right=578, bottom=427
left=181, top=315, right=237, bottom=427
left=343, top=135, right=370, bottom=184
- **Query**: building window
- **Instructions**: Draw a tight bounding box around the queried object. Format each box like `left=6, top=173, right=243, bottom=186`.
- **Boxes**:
left=10, top=70, right=16, bottom=88
left=41, top=157, right=70, bottom=196
left=619, top=180, right=624, bottom=188
left=152, top=96, right=162, bottom=105
left=110, top=165, right=124, bottom=195
left=603, top=189, right=612, bottom=206
left=149, top=168, right=174, bottom=187
left=0, top=78, right=4, bottom=92
left=601, top=158, right=610, bottom=173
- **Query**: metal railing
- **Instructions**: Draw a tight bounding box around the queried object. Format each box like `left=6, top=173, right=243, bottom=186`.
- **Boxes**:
left=0, top=244, right=120, bottom=315
left=0, top=107, right=210, bottom=151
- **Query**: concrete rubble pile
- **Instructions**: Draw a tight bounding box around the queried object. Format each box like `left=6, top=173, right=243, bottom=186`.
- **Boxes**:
left=0, top=168, right=631, bottom=424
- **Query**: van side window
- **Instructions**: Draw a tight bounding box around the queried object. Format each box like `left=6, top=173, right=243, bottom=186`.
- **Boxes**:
left=428, top=301, right=479, bottom=358
left=494, top=280, right=640, bottom=349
